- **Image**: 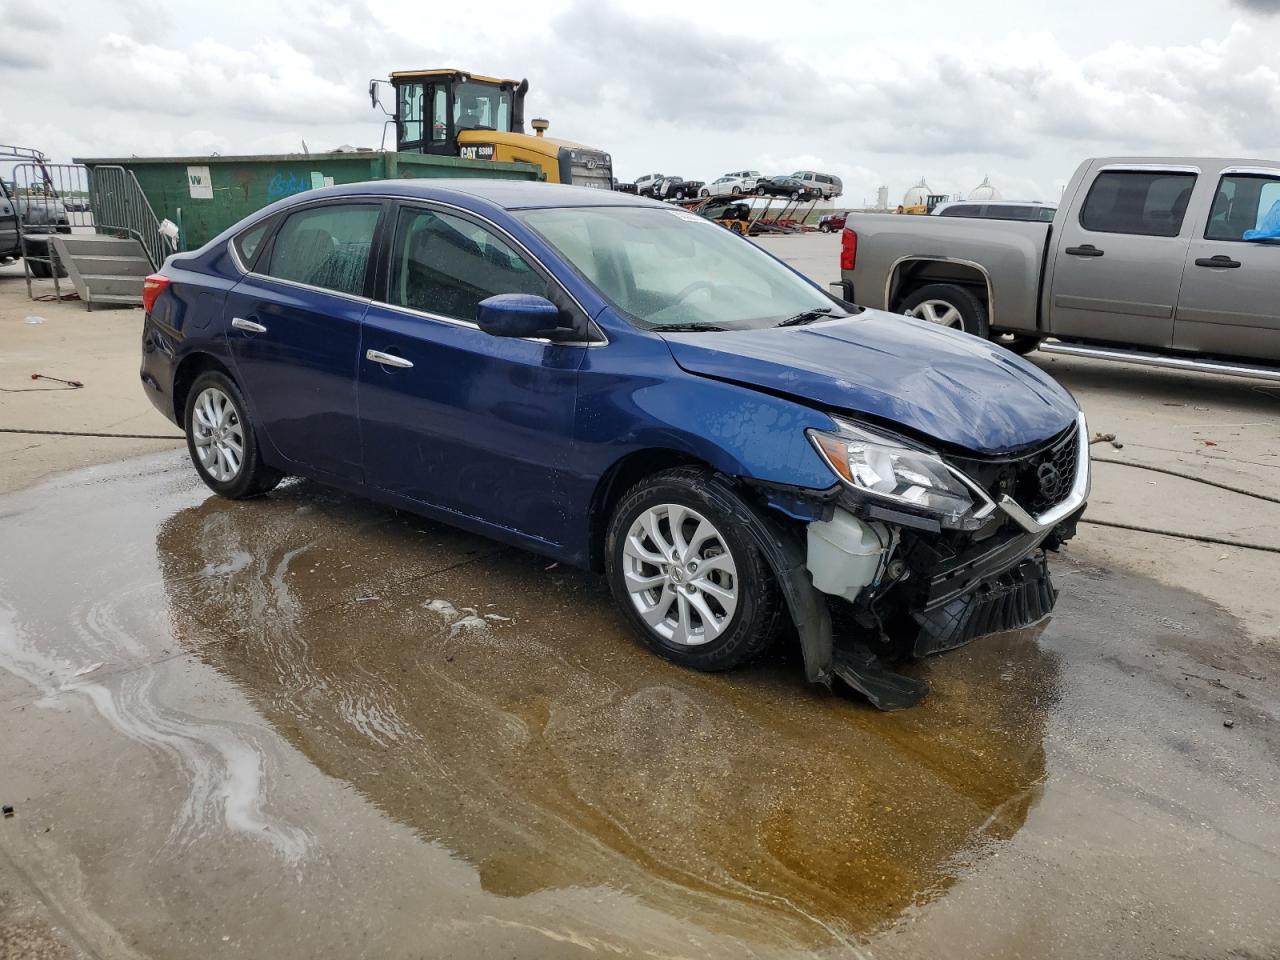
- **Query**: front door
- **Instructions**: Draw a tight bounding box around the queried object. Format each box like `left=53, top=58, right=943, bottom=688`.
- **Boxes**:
left=358, top=204, right=586, bottom=547
left=1048, top=167, right=1198, bottom=349
left=225, top=200, right=383, bottom=482
left=1174, top=169, right=1280, bottom=361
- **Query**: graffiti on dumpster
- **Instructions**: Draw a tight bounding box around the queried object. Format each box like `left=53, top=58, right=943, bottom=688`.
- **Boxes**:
left=266, top=172, right=311, bottom=201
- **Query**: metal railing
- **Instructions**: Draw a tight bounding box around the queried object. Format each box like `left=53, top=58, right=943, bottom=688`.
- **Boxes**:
left=88, top=164, right=173, bottom=269
left=8, top=159, right=94, bottom=302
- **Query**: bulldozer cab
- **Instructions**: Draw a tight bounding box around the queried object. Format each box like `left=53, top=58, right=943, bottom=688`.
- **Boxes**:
left=386, top=70, right=528, bottom=156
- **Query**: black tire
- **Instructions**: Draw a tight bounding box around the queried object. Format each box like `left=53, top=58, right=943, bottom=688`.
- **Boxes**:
left=755, top=186, right=766, bottom=196
left=790, top=191, right=800, bottom=200
left=992, top=333, right=1043, bottom=355
left=731, top=186, right=741, bottom=195
left=898, top=283, right=990, bottom=339
left=699, top=188, right=710, bottom=198
left=605, top=467, right=784, bottom=672
left=819, top=223, right=831, bottom=233
left=183, top=370, right=283, bottom=499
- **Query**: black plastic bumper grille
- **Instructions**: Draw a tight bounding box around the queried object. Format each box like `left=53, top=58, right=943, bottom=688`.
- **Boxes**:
left=1015, top=424, right=1079, bottom=514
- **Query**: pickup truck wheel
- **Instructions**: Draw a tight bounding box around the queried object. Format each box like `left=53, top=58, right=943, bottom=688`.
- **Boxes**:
left=606, top=467, right=783, bottom=672
left=993, top=333, right=1043, bottom=355
left=900, top=284, right=990, bottom=339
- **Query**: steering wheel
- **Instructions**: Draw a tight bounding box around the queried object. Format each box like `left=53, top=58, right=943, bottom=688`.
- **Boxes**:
left=671, top=279, right=715, bottom=303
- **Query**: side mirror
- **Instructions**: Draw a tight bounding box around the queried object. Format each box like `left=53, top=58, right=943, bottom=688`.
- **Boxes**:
left=475, top=294, right=564, bottom=339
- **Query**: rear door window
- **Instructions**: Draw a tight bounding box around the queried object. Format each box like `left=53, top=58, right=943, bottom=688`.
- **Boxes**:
left=233, top=217, right=275, bottom=270
left=1079, top=170, right=1197, bottom=237
left=938, top=205, right=982, bottom=218
left=264, top=203, right=381, bottom=296
left=387, top=207, right=549, bottom=321
left=1205, top=173, right=1280, bottom=241
left=986, top=204, right=1034, bottom=220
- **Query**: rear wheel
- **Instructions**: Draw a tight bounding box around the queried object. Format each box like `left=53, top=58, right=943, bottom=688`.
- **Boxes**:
left=731, top=186, right=741, bottom=196
left=899, top=283, right=990, bottom=339
left=755, top=186, right=766, bottom=196
left=606, top=468, right=783, bottom=672
left=992, top=332, right=1043, bottom=355
left=699, top=188, right=710, bottom=198
left=184, top=370, right=283, bottom=499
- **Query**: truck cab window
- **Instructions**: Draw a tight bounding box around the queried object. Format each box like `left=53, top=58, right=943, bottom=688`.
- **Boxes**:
left=1205, top=174, right=1280, bottom=241
left=1079, top=170, right=1197, bottom=237
left=453, top=81, right=511, bottom=133
left=399, top=83, right=424, bottom=145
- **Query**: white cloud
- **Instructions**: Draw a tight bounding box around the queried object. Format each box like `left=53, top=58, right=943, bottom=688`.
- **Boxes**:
left=3, top=0, right=1279, bottom=208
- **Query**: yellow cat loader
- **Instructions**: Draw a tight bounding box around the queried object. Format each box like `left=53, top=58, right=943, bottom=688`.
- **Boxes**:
left=373, top=69, right=613, bottom=189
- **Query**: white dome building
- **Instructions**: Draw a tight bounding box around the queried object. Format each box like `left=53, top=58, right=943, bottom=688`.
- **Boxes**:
left=968, top=176, right=1003, bottom=202
left=903, top=178, right=932, bottom=207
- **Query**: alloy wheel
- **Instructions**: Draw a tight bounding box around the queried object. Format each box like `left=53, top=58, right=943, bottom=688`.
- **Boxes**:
left=907, top=299, right=963, bottom=328
left=622, top=504, right=738, bottom=646
left=191, top=386, right=244, bottom=482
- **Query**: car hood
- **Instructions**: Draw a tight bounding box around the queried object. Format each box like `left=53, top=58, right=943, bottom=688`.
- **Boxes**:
left=659, top=310, right=1078, bottom=456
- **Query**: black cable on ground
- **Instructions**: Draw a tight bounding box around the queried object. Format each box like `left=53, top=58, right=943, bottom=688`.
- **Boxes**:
left=1091, top=455, right=1280, bottom=505
left=1082, top=518, right=1280, bottom=555
left=0, top=427, right=183, bottom=440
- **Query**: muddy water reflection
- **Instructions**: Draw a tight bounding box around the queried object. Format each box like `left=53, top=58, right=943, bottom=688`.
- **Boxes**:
left=156, top=481, right=1057, bottom=946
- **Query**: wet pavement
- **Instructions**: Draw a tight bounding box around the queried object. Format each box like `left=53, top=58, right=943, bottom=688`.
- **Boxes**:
left=1, top=453, right=1278, bottom=958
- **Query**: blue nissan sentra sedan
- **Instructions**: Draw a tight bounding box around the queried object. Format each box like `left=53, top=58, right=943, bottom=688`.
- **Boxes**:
left=140, top=180, right=1088, bottom=710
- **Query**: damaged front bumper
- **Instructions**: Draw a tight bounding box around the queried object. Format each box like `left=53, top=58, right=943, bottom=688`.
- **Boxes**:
left=774, top=411, right=1090, bottom=710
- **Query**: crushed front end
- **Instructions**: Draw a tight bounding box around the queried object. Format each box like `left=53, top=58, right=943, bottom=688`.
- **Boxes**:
left=796, top=410, right=1089, bottom=708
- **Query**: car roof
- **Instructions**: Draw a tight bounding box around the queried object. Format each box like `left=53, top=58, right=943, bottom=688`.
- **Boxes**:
left=291, top=178, right=668, bottom=212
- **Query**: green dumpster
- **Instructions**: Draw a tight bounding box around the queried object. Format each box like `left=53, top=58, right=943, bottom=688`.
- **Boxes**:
left=74, top=151, right=544, bottom=251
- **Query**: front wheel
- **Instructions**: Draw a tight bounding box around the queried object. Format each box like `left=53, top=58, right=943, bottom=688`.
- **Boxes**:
left=731, top=186, right=742, bottom=195
left=754, top=186, right=766, bottom=196
left=184, top=370, right=283, bottom=499
left=606, top=468, right=783, bottom=672
left=699, top=188, right=710, bottom=198
left=899, top=283, right=990, bottom=339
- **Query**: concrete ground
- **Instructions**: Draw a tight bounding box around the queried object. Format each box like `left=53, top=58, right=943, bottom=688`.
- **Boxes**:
left=0, top=239, right=1277, bottom=959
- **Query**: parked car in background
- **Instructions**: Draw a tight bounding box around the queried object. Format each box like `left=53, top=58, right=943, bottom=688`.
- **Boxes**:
left=613, top=180, right=638, bottom=194
left=817, top=213, right=846, bottom=233
left=710, top=171, right=763, bottom=196
left=0, top=179, right=70, bottom=277
left=634, top=173, right=664, bottom=197
left=140, top=179, right=1088, bottom=711
left=837, top=156, right=1280, bottom=367
left=654, top=177, right=705, bottom=200
left=756, top=176, right=819, bottom=200
left=932, top=200, right=1057, bottom=222
left=792, top=171, right=843, bottom=199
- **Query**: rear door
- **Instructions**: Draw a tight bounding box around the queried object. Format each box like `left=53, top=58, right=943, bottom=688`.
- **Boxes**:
left=1048, top=165, right=1198, bottom=348
left=224, top=200, right=384, bottom=482
left=1173, top=167, right=1280, bottom=361
left=357, top=202, right=587, bottom=546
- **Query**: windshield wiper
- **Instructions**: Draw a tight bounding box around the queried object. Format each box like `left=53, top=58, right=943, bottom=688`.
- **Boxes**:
left=776, top=307, right=837, bottom=327
left=652, top=323, right=730, bottom=333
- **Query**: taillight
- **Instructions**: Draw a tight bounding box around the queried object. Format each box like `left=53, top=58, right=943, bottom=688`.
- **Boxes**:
left=839, top=228, right=858, bottom=271
left=142, top=274, right=170, bottom=314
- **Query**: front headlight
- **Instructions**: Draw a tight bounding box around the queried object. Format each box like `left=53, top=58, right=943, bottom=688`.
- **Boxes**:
left=808, top=419, right=993, bottom=530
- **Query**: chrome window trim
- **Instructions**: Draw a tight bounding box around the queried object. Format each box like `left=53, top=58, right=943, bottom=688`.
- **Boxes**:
left=229, top=191, right=607, bottom=345
left=1220, top=166, right=1280, bottom=177
left=1097, top=163, right=1202, bottom=174
left=997, top=411, right=1091, bottom=534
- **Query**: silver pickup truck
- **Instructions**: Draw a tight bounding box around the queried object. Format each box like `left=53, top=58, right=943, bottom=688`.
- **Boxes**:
left=835, top=157, right=1280, bottom=378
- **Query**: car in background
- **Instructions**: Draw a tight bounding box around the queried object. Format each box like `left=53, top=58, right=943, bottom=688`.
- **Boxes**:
left=792, top=171, right=843, bottom=199
left=710, top=171, right=762, bottom=196
left=817, top=213, right=846, bottom=233
left=654, top=177, right=705, bottom=200
left=932, top=200, right=1057, bottom=222
left=139, top=179, right=1088, bottom=711
left=612, top=180, right=638, bottom=194
left=756, top=176, right=819, bottom=200
left=634, top=173, right=664, bottom=197
left=839, top=155, right=1280, bottom=366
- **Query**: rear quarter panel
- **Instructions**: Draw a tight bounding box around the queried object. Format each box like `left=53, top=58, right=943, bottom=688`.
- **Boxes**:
left=847, top=213, right=1051, bottom=332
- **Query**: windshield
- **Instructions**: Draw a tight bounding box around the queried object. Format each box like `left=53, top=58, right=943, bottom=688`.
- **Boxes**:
left=517, top=206, right=844, bottom=330
left=453, top=81, right=511, bottom=132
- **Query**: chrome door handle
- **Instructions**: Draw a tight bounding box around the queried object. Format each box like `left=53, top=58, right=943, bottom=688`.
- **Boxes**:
left=231, top=317, right=267, bottom=333
left=366, top=349, right=413, bottom=369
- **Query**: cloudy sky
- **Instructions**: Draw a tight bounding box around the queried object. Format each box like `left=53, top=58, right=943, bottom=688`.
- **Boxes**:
left=4, top=0, right=1279, bottom=205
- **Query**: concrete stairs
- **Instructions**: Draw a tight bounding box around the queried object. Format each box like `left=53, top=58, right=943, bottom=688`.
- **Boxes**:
left=51, top=234, right=151, bottom=309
